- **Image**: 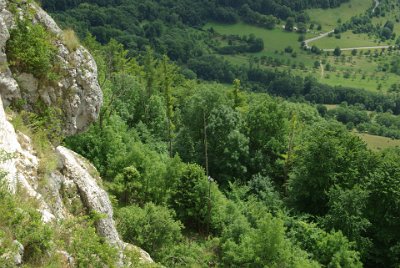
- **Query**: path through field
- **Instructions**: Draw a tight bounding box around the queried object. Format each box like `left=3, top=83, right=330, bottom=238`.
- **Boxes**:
left=320, top=60, right=324, bottom=78
left=323, top=45, right=390, bottom=52
left=372, top=0, right=380, bottom=14
left=304, top=30, right=334, bottom=49
left=303, top=1, right=388, bottom=52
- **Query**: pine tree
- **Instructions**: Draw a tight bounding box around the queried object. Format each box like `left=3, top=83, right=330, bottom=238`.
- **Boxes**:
left=161, top=55, right=176, bottom=157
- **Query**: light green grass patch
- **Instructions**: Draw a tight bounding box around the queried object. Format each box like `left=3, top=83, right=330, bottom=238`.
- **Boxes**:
left=204, top=22, right=302, bottom=52
left=313, top=31, right=379, bottom=49
left=307, top=0, right=374, bottom=30
left=325, top=104, right=338, bottom=110
left=204, top=22, right=319, bottom=65
left=355, top=132, right=400, bottom=151
left=203, top=14, right=400, bottom=93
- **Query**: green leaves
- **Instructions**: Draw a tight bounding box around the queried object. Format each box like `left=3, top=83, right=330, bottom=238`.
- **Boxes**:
left=6, top=19, right=57, bottom=80
left=116, top=203, right=183, bottom=260
left=288, top=221, right=362, bottom=268
left=288, top=121, right=374, bottom=215
left=363, top=148, right=400, bottom=266
left=246, top=97, right=288, bottom=180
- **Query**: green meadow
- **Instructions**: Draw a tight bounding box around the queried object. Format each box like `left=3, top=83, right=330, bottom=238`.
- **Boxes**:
left=306, top=0, right=374, bottom=30
left=356, top=132, right=400, bottom=151
left=204, top=22, right=320, bottom=66
left=205, top=22, right=301, bottom=53
left=313, top=32, right=379, bottom=49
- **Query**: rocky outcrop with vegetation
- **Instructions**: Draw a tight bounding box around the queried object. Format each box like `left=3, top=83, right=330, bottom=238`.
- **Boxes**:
left=0, top=0, right=102, bottom=136
left=0, top=0, right=152, bottom=266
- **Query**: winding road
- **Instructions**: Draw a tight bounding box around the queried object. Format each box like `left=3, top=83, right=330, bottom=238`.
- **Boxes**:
left=372, top=0, right=380, bottom=14
left=303, top=0, right=387, bottom=52
left=304, top=31, right=389, bottom=52
left=323, top=45, right=390, bottom=52
left=304, top=30, right=335, bottom=49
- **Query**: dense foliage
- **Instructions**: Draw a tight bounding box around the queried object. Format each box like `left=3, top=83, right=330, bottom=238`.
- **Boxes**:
left=6, top=19, right=58, bottom=80
left=38, top=0, right=400, bottom=118
left=60, top=35, right=400, bottom=267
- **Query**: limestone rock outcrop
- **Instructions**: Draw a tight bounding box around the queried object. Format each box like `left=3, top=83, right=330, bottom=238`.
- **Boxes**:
left=56, top=146, right=121, bottom=246
left=0, top=0, right=102, bottom=136
left=0, top=86, right=153, bottom=266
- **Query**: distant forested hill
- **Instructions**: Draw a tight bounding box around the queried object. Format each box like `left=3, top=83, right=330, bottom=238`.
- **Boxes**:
left=39, top=0, right=349, bottom=62
left=41, top=0, right=350, bottom=23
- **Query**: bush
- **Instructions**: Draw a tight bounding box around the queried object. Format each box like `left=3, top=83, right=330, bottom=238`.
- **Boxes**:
left=0, top=186, right=53, bottom=265
left=116, top=203, right=183, bottom=260
left=284, top=46, right=293, bottom=53
left=62, top=29, right=80, bottom=51
left=288, top=221, right=362, bottom=267
left=60, top=215, right=118, bottom=267
left=161, top=239, right=216, bottom=267
left=6, top=19, right=57, bottom=80
left=170, top=163, right=227, bottom=234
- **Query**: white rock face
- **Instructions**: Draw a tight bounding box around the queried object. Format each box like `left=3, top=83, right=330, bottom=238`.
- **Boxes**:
left=0, top=0, right=102, bottom=136
left=0, top=1, right=20, bottom=106
left=56, top=146, right=122, bottom=246
left=0, top=96, right=55, bottom=222
left=0, top=95, right=19, bottom=192
left=0, top=96, right=153, bottom=265
left=56, top=146, right=154, bottom=263
left=13, top=240, right=24, bottom=266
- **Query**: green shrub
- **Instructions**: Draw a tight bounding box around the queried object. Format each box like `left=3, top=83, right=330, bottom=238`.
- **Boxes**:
left=116, top=203, right=183, bottom=261
left=56, top=214, right=118, bottom=268
left=0, top=150, right=13, bottom=181
left=288, top=221, right=362, bottom=267
left=0, top=186, right=53, bottom=265
left=161, top=238, right=217, bottom=267
left=6, top=19, right=57, bottom=80
left=170, top=163, right=227, bottom=234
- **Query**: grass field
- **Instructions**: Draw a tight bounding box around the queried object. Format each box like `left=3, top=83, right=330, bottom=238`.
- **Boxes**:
left=306, top=0, right=374, bottom=30
left=204, top=22, right=330, bottom=66
left=222, top=52, right=399, bottom=92
left=319, top=72, right=397, bottom=92
left=205, top=22, right=301, bottom=52
left=313, top=31, right=379, bottom=49
left=355, top=132, right=400, bottom=151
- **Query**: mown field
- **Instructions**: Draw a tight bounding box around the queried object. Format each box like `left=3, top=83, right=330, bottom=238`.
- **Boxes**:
left=204, top=22, right=317, bottom=65
left=312, top=32, right=379, bottom=49
left=356, top=132, right=400, bottom=151
left=306, top=0, right=374, bottom=30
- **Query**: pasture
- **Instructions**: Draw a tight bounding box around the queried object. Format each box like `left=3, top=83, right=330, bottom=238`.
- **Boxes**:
left=306, top=0, right=374, bottom=30
left=356, top=132, right=400, bottom=151
left=312, top=32, right=379, bottom=49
